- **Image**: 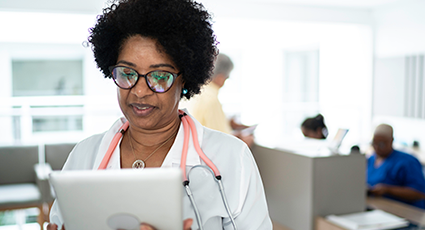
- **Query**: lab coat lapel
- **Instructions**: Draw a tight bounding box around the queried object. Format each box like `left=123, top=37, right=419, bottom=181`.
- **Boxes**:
left=93, top=117, right=127, bottom=169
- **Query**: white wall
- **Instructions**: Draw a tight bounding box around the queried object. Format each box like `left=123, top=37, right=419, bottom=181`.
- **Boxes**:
left=372, top=0, right=425, bottom=148
left=374, top=0, right=425, bottom=58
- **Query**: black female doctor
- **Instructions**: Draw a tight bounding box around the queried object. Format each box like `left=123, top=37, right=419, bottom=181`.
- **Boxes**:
left=47, top=0, right=272, bottom=229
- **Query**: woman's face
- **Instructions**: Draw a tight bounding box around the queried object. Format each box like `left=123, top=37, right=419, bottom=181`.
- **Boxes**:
left=116, top=35, right=183, bottom=130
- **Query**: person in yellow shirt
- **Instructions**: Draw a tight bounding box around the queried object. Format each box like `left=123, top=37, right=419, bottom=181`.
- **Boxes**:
left=186, top=53, right=254, bottom=146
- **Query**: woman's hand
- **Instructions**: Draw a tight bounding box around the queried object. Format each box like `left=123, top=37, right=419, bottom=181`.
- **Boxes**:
left=46, top=223, right=65, bottom=230
left=140, top=218, right=193, bottom=230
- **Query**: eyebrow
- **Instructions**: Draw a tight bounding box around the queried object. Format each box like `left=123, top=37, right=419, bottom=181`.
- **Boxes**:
left=116, top=60, right=176, bottom=70
left=116, top=60, right=136, bottom=67
left=150, top=63, right=176, bottom=70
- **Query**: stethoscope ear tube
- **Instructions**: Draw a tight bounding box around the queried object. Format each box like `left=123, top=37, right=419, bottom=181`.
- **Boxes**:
left=183, top=181, right=204, bottom=230
left=179, top=112, right=191, bottom=181
left=217, top=179, right=237, bottom=230
left=187, top=165, right=238, bottom=230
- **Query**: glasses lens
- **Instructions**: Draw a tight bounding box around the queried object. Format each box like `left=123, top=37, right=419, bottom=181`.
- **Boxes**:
left=146, top=71, right=175, bottom=92
left=112, top=67, right=138, bottom=89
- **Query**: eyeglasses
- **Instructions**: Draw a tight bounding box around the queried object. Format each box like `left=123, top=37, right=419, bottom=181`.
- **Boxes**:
left=109, top=66, right=181, bottom=93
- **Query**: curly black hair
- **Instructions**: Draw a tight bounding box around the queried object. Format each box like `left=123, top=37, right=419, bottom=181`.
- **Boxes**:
left=88, top=0, right=218, bottom=99
left=301, top=114, right=328, bottom=139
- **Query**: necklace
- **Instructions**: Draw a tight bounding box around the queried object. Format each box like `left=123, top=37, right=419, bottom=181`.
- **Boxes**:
left=128, top=130, right=176, bottom=169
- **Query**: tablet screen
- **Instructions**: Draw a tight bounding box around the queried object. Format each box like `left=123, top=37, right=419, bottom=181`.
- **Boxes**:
left=49, top=168, right=183, bottom=230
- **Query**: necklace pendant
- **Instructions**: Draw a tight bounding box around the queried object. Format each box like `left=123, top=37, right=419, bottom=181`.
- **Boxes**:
left=132, top=159, right=145, bottom=169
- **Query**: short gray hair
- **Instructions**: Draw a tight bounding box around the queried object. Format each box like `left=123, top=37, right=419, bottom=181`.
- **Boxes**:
left=213, top=53, right=234, bottom=78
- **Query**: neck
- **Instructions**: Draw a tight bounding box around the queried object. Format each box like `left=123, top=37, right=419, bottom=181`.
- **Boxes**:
left=211, top=77, right=223, bottom=88
left=120, top=114, right=181, bottom=168
left=128, top=115, right=180, bottom=148
left=376, top=149, right=393, bottom=160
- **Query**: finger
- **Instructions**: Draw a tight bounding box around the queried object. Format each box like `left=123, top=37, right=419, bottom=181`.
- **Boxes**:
left=46, top=223, right=58, bottom=230
left=184, top=218, right=193, bottom=230
left=62, top=224, right=66, bottom=230
left=140, top=223, right=156, bottom=230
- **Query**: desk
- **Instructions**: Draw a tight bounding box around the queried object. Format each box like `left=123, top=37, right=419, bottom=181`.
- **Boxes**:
left=316, top=197, right=425, bottom=230
left=367, top=197, right=425, bottom=226
left=251, top=144, right=366, bottom=230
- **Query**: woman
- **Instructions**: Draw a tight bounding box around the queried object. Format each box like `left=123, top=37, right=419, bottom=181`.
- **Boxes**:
left=47, top=0, right=272, bottom=229
left=301, top=114, right=328, bottom=139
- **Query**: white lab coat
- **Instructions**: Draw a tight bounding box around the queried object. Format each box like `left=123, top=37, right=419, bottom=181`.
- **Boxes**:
left=49, top=110, right=272, bottom=229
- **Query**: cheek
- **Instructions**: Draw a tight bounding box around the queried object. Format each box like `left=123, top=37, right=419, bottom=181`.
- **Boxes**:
left=172, top=81, right=183, bottom=101
left=117, top=88, right=123, bottom=103
left=117, top=88, right=129, bottom=108
left=171, top=88, right=182, bottom=107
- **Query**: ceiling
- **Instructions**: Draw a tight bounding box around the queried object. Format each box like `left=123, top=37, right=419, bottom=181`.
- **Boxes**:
left=0, top=0, right=406, bottom=14
left=236, top=0, right=403, bottom=9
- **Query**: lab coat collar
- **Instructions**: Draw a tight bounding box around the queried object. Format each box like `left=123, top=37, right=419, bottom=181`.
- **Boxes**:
left=163, top=109, right=203, bottom=167
left=93, top=117, right=127, bottom=169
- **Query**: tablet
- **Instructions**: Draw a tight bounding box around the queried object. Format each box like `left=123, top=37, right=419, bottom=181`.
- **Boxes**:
left=49, top=168, right=183, bottom=230
left=328, top=128, right=349, bottom=153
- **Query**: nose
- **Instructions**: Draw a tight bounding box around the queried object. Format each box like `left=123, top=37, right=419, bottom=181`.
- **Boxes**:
left=130, top=76, right=154, bottom=98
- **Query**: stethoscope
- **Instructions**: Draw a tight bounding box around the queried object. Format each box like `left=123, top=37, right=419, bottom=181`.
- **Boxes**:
left=97, top=110, right=237, bottom=230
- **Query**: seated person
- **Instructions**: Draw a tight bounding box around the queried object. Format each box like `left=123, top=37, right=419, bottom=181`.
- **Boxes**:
left=367, top=124, right=425, bottom=209
left=301, top=114, right=328, bottom=139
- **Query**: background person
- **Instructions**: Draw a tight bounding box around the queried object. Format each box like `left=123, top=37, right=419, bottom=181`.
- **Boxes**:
left=367, top=124, right=425, bottom=209
left=185, top=53, right=255, bottom=147
left=301, top=114, right=328, bottom=139
left=47, top=0, right=272, bottom=229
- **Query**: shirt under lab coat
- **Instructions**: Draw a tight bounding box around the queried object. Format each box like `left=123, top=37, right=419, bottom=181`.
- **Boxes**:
left=49, top=111, right=272, bottom=229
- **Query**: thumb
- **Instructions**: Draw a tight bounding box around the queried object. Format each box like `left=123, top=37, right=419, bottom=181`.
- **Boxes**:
left=184, top=218, right=193, bottom=230
left=46, top=223, right=58, bottom=230
left=140, top=223, right=156, bottom=230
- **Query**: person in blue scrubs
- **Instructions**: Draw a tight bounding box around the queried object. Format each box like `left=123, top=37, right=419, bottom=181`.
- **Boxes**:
left=367, top=124, right=425, bottom=209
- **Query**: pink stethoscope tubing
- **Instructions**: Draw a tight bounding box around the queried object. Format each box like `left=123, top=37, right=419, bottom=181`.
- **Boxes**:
left=97, top=110, right=237, bottom=230
left=98, top=121, right=129, bottom=169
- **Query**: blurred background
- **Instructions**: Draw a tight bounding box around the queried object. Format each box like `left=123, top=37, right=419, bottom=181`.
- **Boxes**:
left=0, top=0, right=424, bottom=228
left=2, top=0, right=424, bottom=151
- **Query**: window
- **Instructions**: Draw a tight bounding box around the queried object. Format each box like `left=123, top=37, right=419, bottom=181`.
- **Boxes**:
left=283, top=50, right=319, bottom=103
left=12, top=60, right=83, bottom=96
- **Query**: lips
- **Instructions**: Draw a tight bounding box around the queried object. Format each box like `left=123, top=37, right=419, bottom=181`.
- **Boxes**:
left=130, top=103, right=156, bottom=116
